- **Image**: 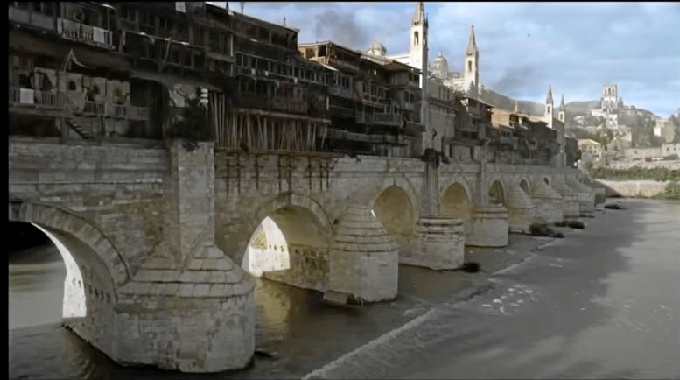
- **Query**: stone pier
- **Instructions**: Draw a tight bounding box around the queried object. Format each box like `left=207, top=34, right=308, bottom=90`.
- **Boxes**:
left=401, top=216, right=466, bottom=270
left=531, top=179, right=564, bottom=223
left=326, top=206, right=399, bottom=303
left=467, top=206, right=509, bottom=247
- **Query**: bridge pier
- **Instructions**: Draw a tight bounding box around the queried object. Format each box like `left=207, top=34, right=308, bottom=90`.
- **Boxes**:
left=326, top=205, right=399, bottom=303
left=114, top=243, right=255, bottom=372
left=505, top=183, right=535, bottom=234
left=530, top=179, right=564, bottom=223
left=566, top=176, right=596, bottom=216
left=552, top=176, right=581, bottom=220
left=400, top=216, right=465, bottom=270
left=467, top=206, right=509, bottom=247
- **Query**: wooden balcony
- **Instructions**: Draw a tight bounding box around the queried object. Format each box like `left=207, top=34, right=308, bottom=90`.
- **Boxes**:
left=356, top=111, right=375, bottom=124
left=9, top=87, right=61, bottom=109
left=329, top=86, right=353, bottom=98
left=500, top=136, right=517, bottom=146
left=82, top=101, right=106, bottom=116
left=58, top=18, right=114, bottom=49
left=9, top=6, right=55, bottom=31
left=270, top=97, right=308, bottom=114
left=103, top=103, right=149, bottom=120
left=329, top=106, right=355, bottom=119
left=374, top=113, right=402, bottom=126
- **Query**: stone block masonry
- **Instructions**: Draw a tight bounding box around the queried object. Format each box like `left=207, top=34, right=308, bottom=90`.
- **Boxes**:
left=8, top=137, right=602, bottom=373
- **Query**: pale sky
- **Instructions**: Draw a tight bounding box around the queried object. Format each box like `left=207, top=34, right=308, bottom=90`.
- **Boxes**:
left=214, top=2, right=680, bottom=117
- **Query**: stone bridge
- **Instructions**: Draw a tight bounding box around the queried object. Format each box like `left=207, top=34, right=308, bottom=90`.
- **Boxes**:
left=8, top=138, right=597, bottom=373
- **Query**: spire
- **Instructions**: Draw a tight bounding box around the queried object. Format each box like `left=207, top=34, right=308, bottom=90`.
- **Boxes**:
left=411, top=2, right=427, bottom=26
left=514, top=100, right=519, bottom=113
left=466, top=25, right=478, bottom=55
left=546, top=85, right=553, bottom=104
left=559, top=94, right=565, bottom=110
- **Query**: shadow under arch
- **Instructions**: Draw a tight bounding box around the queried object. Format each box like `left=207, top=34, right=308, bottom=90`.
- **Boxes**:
left=240, top=195, right=333, bottom=292
left=8, top=201, right=128, bottom=359
left=372, top=185, right=417, bottom=246
left=488, top=179, right=507, bottom=207
left=440, top=181, right=474, bottom=235
left=519, top=178, right=531, bottom=195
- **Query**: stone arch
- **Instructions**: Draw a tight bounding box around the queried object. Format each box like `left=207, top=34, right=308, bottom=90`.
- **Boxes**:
left=440, top=180, right=474, bottom=234
left=9, top=200, right=127, bottom=355
left=372, top=183, right=417, bottom=244
left=371, top=177, right=420, bottom=218
left=249, top=193, right=333, bottom=241
left=237, top=194, right=333, bottom=291
left=519, top=178, right=531, bottom=195
left=9, top=201, right=131, bottom=289
left=488, top=178, right=506, bottom=206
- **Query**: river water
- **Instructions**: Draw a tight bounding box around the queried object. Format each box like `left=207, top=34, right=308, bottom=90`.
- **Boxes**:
left=9, top=199, right=680, bottom=379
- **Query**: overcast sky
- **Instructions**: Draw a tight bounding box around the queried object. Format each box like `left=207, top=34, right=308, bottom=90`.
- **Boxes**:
left=216, top=2, right=679, bottom=117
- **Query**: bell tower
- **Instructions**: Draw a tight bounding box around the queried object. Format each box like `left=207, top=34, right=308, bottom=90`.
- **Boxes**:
left=464, top=25, right=479, bottom=100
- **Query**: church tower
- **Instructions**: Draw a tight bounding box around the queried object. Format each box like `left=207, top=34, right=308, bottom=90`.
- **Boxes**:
left=558, top=94, right=566, bottom=123
left=544, top=85, right=554, bottom=129
left=409, top=2, right=430, bottom=148
left=409, top=2, right=428, bottom=89
left=464, top=25, right=479, bottom=100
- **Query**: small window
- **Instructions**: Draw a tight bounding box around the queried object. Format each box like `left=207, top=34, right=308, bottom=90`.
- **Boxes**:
left=68, top=81, right=77, bottom=91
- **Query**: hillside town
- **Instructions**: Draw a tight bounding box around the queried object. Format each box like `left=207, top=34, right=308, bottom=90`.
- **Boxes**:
left=8, top=1, right=579, bottom=168
left=569, top=84, right=680, bottom=170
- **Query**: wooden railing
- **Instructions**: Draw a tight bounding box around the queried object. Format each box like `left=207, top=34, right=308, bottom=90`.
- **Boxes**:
left=58, top=18, right=113, bottom=48
left=83, top=101, right=106, bottom=116
left=500, top=136, right=517, bottom=145
left=9, top=87, right=61, bottom=108
left=9, top=6, right=55, bottom=31
left=374, top=113, right=402, bottom=126
left=105, top=103, right=127, bottom=118
left=329, top=86, right=353, bottom=98
left=270, top=97, right=308, bottom=114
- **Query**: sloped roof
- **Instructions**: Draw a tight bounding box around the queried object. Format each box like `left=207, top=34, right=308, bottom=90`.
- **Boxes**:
left=578, top=139, right=601, bottom=145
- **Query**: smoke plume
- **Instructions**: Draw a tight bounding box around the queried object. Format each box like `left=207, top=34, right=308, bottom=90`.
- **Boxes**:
left=314, top=8, right=368, bottom=50
left=491, top=65, right=544, bottom=94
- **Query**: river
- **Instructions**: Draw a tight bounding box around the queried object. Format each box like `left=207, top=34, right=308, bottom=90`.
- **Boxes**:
left=9, top=199, right=680, bottom=379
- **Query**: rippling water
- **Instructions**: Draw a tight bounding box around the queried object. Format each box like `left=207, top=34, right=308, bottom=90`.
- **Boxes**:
left=9, top=200, right=680, bottom=379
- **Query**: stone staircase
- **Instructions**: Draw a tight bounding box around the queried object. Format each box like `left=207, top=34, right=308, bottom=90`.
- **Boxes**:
left=66, top=119, right=93, bottom=139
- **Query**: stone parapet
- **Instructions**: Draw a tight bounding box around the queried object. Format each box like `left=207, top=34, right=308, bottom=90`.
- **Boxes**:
left=467, top=206, right=509, bottom=247
left=401, top=216, right=465, bottom=270
left=326, top=206, right=399, bottom=303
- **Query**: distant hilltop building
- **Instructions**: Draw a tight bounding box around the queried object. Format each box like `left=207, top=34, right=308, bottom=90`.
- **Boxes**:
left=590, top=83, right=625, bottom=130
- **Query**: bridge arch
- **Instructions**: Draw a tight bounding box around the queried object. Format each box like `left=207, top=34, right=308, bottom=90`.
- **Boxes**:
left=519, top=178, right=531, bottom=195
left=9, top=200, right=129, bottom=355
left=488, top=178, right=507, bottom=207
left=371, top=182, right=418, bottom=244
left=440, top=179, right=474, bottom=233
left=9, top=201, right=131, bottom=288
left=238, top=194, right=333, bottom=291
